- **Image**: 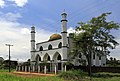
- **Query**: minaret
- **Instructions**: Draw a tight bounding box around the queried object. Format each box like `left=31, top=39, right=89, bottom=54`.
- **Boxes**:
left=31, top=26, right=36, bottom=62
left=61, top=11, right=67, bottom=47
left=61, top=11, right=68, bottom=61
left=31, top=26, right=36, bottom=51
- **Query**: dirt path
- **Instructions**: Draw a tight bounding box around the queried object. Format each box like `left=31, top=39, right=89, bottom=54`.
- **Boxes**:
left=10, top=71, right=56, bottom=77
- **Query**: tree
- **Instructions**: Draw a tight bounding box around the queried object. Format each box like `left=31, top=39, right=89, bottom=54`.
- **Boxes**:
left=107, top=57, right=119, bottom=67
left=71, top=12, right=120, bottom=76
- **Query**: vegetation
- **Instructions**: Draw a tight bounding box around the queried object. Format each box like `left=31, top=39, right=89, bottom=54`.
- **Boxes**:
left=106, top=57, right=120, bottom=67
left=0, top=69, right=120, bottom=81
left=0, top=73, right=64, bottom=81
left=59, top=70, right=120, bottom=81
left=59, top=70, right=87, bottom=81
left=70, top=12, right=120, bottom=76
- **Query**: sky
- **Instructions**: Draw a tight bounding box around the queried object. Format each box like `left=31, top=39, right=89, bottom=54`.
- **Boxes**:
left=0, top=0, right=120, bottom=62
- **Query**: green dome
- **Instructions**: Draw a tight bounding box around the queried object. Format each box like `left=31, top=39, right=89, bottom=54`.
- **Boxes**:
left=49, top=34, right=61, bottom=41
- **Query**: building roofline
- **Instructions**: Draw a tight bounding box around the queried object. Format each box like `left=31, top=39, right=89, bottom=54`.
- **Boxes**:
left=35, top=47, right=62, bottom=52
left=36, top=38, right=62, bottom=45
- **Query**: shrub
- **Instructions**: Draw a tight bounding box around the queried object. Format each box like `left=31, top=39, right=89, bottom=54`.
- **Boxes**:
left=58, top=70, right=87, bottom=81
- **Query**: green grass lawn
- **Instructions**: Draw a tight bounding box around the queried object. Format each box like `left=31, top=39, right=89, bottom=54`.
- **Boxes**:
left=0, top=72, right=64, bottom=81
left=0, top=69, right=120, bottom=81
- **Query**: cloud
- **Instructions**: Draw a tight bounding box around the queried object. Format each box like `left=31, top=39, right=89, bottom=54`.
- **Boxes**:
left=67, top=27, right=75, bottom=34
left=0, top=12, right=53, bottom=62
left=7, top=0, right=28, bottom=7
left=0, top=0, right=5, bottom=8
left=0, top=12, right=22, bottom=22
left=21, top=28, right=30, bottom=35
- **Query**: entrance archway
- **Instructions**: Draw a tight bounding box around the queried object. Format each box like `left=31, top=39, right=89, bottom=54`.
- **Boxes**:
left=43, top=53, right=51, bottom=72
left=53, top=52, right=62, bottom=71
left=35, top=54, right=41, bottom=72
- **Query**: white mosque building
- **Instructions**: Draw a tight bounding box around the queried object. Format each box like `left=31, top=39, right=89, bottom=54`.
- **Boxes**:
left=16, top=12, right=106, bottom=73
left=30, top=11, right=106, bottom=73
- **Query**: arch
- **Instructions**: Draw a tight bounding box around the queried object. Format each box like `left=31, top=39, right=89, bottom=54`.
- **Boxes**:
left=43, top=53, right=51, bottom=61
left=57, top=54, right=61, bottom=60
left=99, top=56, right=101, bottom=60
left=58, top=42, right=62, bottom=48
left=53, top=52, right=62, bottom=70
left=93, top=54, right=95, bottom=59
left=53, top=52, right=62, bottom=61
left=79, top=53, right=82, bottom=58
left=36, top=54, right=41, bottom=63
left=48, top=44, right=52, bottom=50
left=39, top=46, right=43, bottom=51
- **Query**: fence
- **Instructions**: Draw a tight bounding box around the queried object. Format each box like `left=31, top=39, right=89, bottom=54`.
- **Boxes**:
left=67, top=66, right=120, bottom=73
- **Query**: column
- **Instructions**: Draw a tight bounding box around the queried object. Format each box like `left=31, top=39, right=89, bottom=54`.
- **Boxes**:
left=44, top=65, right=46, bottom=74
left=55, top=64, right=57, bottom=75
left=33, top=65, right=35, bottom=72
left=19, top=66, right=21, bottom=71
left=99, top=60, right=101, bottom=66
left=25, top=66, right=27, bottom=72
left=16, top=66, right=17, bottom=71
left=62, top=62, right=64, bottom=72
left=22, top=66, right=24, bottom=72
left=38, top=65, right=40, bottom=73
left=29, top=66, right=31, bottom=72
left=65, top=65, right=66, bottom=72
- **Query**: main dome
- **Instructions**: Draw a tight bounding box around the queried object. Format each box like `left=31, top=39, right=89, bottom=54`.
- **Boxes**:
left=49, top=34, right=62, bottom=41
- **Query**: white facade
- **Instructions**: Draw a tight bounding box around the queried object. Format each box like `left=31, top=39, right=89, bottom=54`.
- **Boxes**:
left=30, top=12, right=106, bottom=73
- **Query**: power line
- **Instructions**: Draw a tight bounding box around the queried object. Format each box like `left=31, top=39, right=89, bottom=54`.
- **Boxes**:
left=68, top=0, right=120, bottom=27
left=44, top=0, right=109, bottom=31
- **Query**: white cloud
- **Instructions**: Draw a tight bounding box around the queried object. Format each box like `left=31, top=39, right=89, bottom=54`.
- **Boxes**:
left=0, top=12, right=22, bottom=22
left=21, top=28, right=30, bottom=35
left=67, top=27, right=83, bottom=36
left=8, top=0, right=28, bottom=7
left=67, top=27, right=75, bottom=34
left=0, top=12, right=53, bottom=62
left=0, top=0, right=5, bottom=8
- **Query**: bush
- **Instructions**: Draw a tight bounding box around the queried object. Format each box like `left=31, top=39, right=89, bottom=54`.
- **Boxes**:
left=58, top=70, right=87, bottom=81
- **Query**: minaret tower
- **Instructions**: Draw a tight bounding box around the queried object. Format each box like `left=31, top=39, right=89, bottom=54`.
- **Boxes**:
left=61, top=11, right=68, bottom=60
left=61, top=11, right=67, bottom=47
left=31, top=26, right=36, bottom=61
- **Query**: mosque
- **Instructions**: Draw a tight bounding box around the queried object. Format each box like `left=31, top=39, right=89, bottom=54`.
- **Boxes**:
left=30, top=11, right=106, bottom=73
left=16, top=12, right=106, bottom=73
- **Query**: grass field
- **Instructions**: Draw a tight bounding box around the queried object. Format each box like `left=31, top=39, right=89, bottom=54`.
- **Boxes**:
left=0, top=72, right=64, bottom=81
left=0, top=69, right=120, bottom=81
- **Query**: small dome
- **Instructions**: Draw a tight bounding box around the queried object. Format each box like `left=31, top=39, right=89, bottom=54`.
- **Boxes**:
left=49, top=34, right=61, bottom=41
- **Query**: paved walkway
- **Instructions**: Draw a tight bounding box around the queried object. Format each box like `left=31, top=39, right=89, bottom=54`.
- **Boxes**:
left=12, top=71, right=56, bottom=76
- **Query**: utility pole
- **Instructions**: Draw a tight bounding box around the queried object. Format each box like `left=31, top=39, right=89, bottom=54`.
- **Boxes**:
left=6, top=44, right=13, bottom=72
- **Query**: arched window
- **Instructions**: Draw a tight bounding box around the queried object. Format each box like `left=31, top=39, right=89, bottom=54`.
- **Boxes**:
left=58, top=42, right=62, bottom=48
left=48, top=44, right=52, bottom=50
left=57, top=54, right=61, bottom=60
left=43, top=53, right=51, bottom=61
left=39, top=46, right=43, bottom=51
left=39, top=56, right=41, bottom=61
left=99, top=56, right=101, bottom=60
left=79, top=53, right=82, bottom=58
left=36, top=55, right=41, bottom=62
left=48, top=55, right=50, bottom=61
left=93, top=54, right=95, bottom=59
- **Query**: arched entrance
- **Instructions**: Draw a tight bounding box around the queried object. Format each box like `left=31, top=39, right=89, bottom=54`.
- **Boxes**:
left=35, top=54, right=41, bottom=72
left=43, top=53, right=51, bottom=72
left=53, top=52, right=62, bottom=71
